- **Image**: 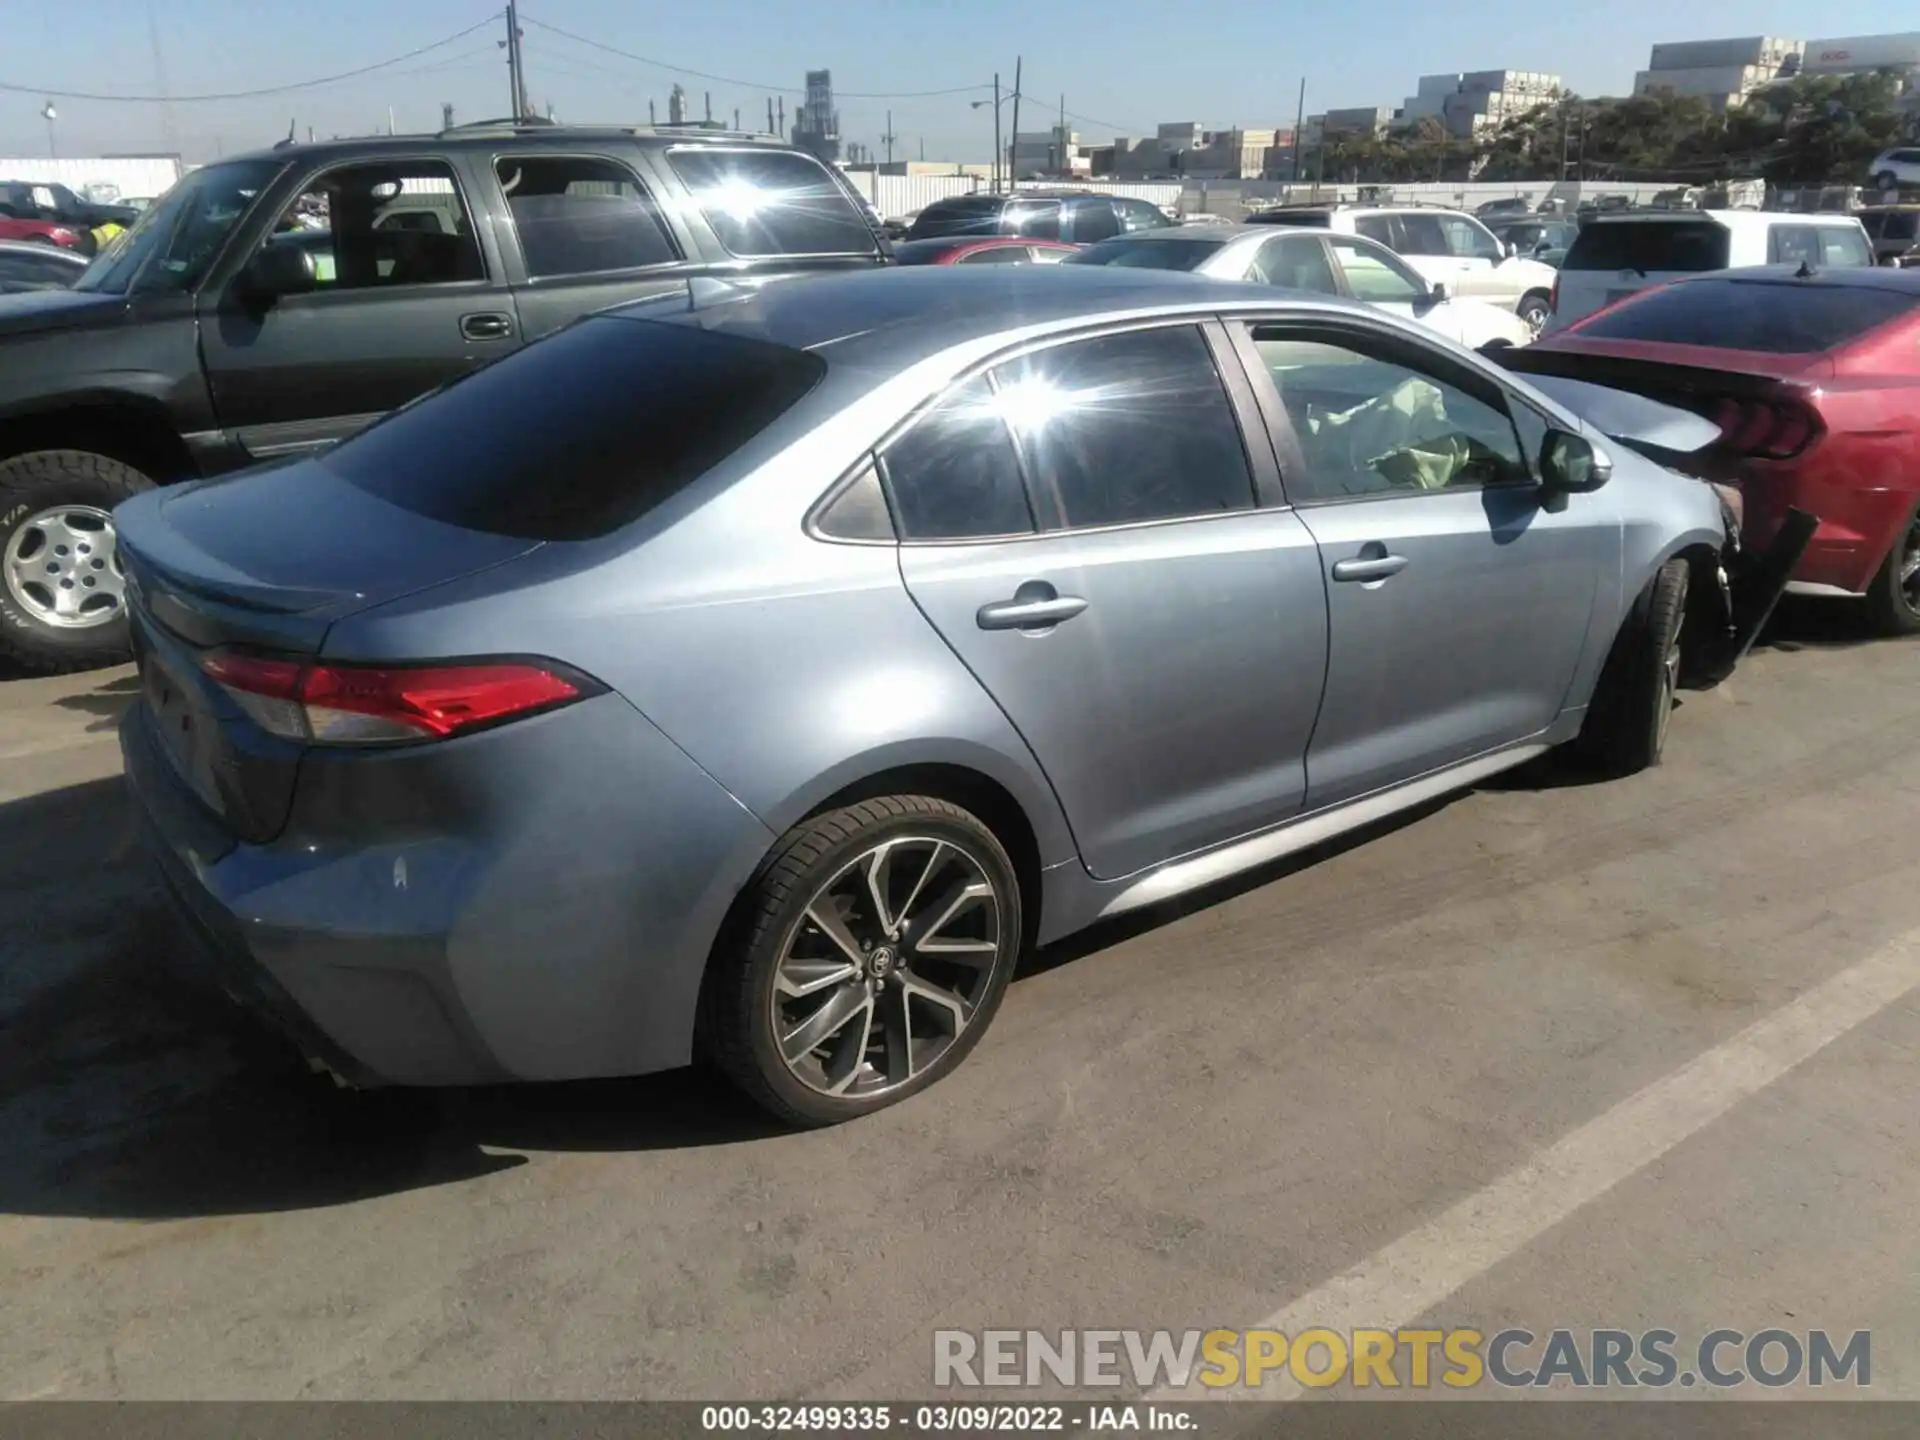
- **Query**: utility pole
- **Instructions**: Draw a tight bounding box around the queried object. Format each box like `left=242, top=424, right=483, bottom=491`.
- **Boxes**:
left=767, top=97, right=776, bottom=134
left=503, top=0, right=528, bottom=119
left=387, top=104, right=396, bottom=136
left=441, top=102, right=455, bottom=131
left=650, top=98, right=658, bottom=125
left=991, top=73, right=1002, bottom=192
left=146, top=0, right=178, bottom=159
left=705, top=92, right=712, bottom=123
left=1290, top=77, right=1306, bottom=183
left=1054, top=93, right=1064, bottom=173
left=882, top=110, right=897, bottom=166
left=777, top=97, right=785, bottom=136
left=1008, top=57, right=1023, bottom=188
left=734, top=108, right=741, bottom=131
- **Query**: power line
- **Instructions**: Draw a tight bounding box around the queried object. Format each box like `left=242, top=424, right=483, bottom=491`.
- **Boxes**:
left=0, top=12, right=504, bottom=103
left=517, top=14, right=990, bottom=100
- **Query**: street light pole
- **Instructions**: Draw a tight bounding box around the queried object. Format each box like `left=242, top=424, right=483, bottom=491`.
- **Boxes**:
left=993, top=73, right=1001, bottom=192
left=41, top=101, right=57, bottom=160
left=1008, top=57, right=1022, bottom=189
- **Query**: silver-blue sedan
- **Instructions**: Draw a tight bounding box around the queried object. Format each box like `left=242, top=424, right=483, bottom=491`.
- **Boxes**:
left=115, top=266, right=1745, bottom=1125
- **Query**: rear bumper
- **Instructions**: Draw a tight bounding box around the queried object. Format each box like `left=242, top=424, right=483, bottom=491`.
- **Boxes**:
left=120, top=690, right=777, bottom=1088
left=1734, top=466, right=1916, bottom=595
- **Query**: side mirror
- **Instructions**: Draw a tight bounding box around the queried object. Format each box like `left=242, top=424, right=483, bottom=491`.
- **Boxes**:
left=1503, top=240, right=1519, bottom=259
left=237, top=241, right=317, bottom=302
left=1428, top=280, right=1450, bottom=302
left=1541, top=430, right=1612, bottom=494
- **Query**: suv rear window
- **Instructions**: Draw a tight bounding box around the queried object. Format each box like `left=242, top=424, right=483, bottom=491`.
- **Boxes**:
left=1576, top=278, right=1920, bottom=353
left=1564, top=219, right=1729, bottom=273
left=1862, top=211, right=1920, bottom=241
left=1245, top=210, right=1330, bottom=228
left=323, top=317, right=826, bottom=541
left=666, top=148, right=878, bottom=257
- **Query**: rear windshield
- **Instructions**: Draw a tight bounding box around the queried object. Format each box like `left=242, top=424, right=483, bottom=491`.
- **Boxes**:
left=1564, top=219, right=1729, bottom=273
left=323, top=317, right=826, bottom=541
left=1245, top=211, right=1330, bottom=228
left=1063, top=237, right=1224, bottom=271
left=1576, top=278, right=1920, bottom=353
left=1861, top=210, right=1920, bottom=242
left=907, top=200, right=1005, bottom=239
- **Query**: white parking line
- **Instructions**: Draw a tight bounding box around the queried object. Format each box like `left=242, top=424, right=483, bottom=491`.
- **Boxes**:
left=1152, top=931, right=1920, bottom=1402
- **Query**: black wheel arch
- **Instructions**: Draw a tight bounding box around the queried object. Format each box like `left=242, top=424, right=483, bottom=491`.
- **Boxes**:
left=0, top=394, right=198, bottom=484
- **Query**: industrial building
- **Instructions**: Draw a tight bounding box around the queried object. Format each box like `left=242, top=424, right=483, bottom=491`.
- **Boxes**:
left=1319, top=107, right=1394, bottom=136
left=1398, top=70, right=1563, bottom=136
left=1011, top=125, right=1086, bottom=178
left=1107, top=122, right=1278, bottom=179
left=791, top=70, right=841, bottom=164
left=1632, top=36, right=1804, bottom=109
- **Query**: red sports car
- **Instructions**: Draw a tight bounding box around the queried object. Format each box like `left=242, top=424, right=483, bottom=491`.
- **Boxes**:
left=890, top=236, right=1077, bottom=266
left=1497, top=265, right=1920, bottom=634
left=0, top=215, right=87, bottom=251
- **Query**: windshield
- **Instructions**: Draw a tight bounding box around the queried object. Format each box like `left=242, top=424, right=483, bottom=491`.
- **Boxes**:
left=74, top=159, right=281, bottom=296
left=1064, top=237, right=1225, bottom=271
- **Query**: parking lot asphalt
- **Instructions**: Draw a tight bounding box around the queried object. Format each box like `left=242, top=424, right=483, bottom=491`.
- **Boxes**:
left=1, top=606, right=1916, bottom=1403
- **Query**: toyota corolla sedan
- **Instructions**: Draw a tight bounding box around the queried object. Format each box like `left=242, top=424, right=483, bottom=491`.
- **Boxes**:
left=1063, top=226, right=1536, bottom=350
left=117, top=267, right=1751, bottom=1126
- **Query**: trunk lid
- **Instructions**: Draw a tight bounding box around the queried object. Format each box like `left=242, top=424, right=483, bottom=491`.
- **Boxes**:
left=116, top=459, right=542, bottom=843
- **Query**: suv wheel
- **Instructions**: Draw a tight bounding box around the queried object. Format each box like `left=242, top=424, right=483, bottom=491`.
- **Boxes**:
left=1877, top=170, right=1900, bottom=191
left=707, top=796, right=1023, bottom=1127
left=0, top=450, right=149, bottom=674
left=1516, top=292, right=1552, bottom=336
left=1864, top=503, right=1920, bottom=637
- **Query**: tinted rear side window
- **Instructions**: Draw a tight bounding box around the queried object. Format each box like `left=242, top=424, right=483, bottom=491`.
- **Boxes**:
left=666, top=149, right=877, bottom=257
left=323, top=317, right=826, bottom=541
left=1577, top=279, right=1920, bottom=353
left=1246, top=210, right=1330, bottom=228
left=907, top=200, right=1005, bottom=239
left=1564, top=220, right=1730, bottom=273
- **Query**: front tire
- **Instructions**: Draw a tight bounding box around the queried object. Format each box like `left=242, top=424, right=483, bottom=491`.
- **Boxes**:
left=0, top=450, right=150, bottom=674
left=1516, top=292, right=1552, bottom=336
left=1877, top=170, right=1900, bottom=192
left=706, top=796, right=1023, bottom=1127
left=1570, top=557, right=1690, bottom=777
left=1863, top=503, right=1920, bottom=637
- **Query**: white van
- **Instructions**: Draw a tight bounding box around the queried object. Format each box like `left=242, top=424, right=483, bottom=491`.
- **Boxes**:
left=1544, top=211, right=1875, bottom=333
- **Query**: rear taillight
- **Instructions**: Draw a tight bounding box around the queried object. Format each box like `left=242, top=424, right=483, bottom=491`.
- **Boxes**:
left=201, top=653, right=592, bottom=745
left=1704, top=395, right=1824, bottom=462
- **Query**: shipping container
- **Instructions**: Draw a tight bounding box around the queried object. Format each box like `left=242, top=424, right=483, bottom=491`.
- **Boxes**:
left=1802, top=33, right=1920, bottom=73
left=1648, top=36, right=1800, bottom=72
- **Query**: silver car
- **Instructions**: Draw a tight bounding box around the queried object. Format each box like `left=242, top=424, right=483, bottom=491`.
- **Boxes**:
left=1065, top=226, right=1536, bottom=349
left=116, top=267, right=1732, bottom=1126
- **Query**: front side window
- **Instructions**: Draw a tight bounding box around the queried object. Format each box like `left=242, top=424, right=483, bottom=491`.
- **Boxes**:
left=1445, top=216, right=1504, bottom=262
left=1118, top=198, right=1174, bottom=232
left=880, top=377, right=1035, bottom=541
left=1354, top=214, right=1397, bottom=247
left=259, top=160, right=484, bottom=291
left=496, top=155, right=678, bottom=277
left=1246, top=327, right=1529, bottom=502
left=1769, top=226, right=1822, bottom=266
left=1249, top=234, right=1338, bottom=293
left=1327, top=236, right=1425, bottom=303
left=74, top=158, right=280, bottom=296
left=1818, top=225, right=1873, bottom=267
left=990, top=326, right=1256, bottom=530
left=667, top=148, right=878, bottom=257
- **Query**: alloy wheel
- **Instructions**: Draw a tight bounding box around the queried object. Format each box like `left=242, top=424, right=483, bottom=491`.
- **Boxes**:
left=2, top=505, right=125, bottom=629
left=1656, top=570, right=1688, bottom=755
left=771, top=836, right=1008, bottom=1100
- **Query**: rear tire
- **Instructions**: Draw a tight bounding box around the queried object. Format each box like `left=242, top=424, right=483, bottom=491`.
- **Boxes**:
left=1570, top=557, right=1690, bottom=777
left=1876, top=170, right=1900, bottom=192
left=1516, top=291, right=1552, bottom=336
left=1863, top=503, right=1920, bottom=637
left=705, top=796, right=1023, bottom=1128
left=0, top=449, right=151, bottom=675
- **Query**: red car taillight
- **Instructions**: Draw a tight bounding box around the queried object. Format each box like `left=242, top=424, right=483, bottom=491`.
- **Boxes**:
left=201, top=653, right=591, bottom=745
left=1705, top=395, right=1824, bottom=462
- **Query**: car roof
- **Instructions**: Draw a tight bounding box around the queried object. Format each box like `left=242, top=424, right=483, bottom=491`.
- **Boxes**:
left=609, top=266, right=1371, bottom=369
left=1582, top=209, right=1866, bottom=229
left=216, top=123, right=795, bottom=169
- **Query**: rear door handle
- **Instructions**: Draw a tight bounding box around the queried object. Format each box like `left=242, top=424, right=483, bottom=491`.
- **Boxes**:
left=1331, top=552, right=1410, bottom=583
left=460, top=311, right=513, bottom=341
left=977, top=581, right=1089, bottom=631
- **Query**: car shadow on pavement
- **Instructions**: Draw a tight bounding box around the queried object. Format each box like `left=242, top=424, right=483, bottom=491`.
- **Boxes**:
left=48, top=670, right=141, bottom=732
left=0, top=775, right=789, bottom=1223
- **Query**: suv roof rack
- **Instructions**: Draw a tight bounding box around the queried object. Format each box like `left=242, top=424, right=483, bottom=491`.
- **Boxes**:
left=435, top=117, right=776, bottom=142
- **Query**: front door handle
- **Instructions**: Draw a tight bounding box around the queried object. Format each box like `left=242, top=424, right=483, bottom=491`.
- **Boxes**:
left=1331, top=551, right=1410, bottom=583
left=977, top=580, right=1089, bottom=631
left=460, top=311, right=513, bottom=341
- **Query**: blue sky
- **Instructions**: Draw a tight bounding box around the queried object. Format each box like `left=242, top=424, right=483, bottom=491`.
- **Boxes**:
left=5, top=0, right=1917, bottom=163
